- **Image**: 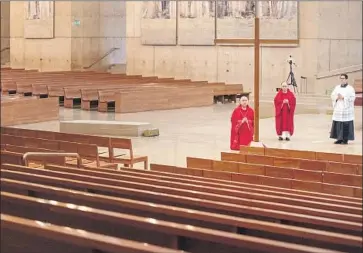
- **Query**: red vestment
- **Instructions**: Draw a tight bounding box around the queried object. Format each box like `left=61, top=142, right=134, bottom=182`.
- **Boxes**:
left=230, top=105, right=254, bottom=150
left=274, top=89, right=296, bottom=136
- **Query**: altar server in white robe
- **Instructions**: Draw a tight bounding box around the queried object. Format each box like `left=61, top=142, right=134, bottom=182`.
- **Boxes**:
left=330, top=74, right=356, bottom=144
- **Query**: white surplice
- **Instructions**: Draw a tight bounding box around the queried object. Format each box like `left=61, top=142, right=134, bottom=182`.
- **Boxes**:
left=330, top=84, right=356, bottom=122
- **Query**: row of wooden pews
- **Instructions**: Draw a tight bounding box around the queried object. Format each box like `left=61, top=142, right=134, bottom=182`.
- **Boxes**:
left=1, top=127, right=148, bottom=169
left=1, top=68, right=248, bottom=113
left=151, top=146, right=362, bottom=198
left=0, top=154, right=362, bottom=252
left=0, top=127, right=362, bottom=252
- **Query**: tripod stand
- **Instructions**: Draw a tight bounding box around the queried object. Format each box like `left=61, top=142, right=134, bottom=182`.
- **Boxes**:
left=286, top=62, right=298, bottom=94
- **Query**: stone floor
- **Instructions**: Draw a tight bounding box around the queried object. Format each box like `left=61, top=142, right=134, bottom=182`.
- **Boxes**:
left=14, top=104, right=362, bottom=167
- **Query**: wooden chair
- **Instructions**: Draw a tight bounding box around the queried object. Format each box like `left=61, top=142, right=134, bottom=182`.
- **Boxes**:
left=110, top=137, right=148, bottom=170
left=66, top=143, right=117, bottom=169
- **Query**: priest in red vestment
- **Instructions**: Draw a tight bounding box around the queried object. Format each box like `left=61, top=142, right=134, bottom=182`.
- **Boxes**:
left=274, top=82, right=296, bottom=141
left=230, top=96, right=255, bottom=150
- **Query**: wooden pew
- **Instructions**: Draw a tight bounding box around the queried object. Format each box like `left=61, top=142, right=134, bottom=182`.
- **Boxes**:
left=1, top=128, right=148, bottom=166
left=187, top=157, right=362, bottom=188
left=2, top=164, right=361, bottom=236
left=186, top=157, right=362, bottom=198
left=1, top=191, right=339, bottom=253
left=150, top=163, right=362, bottom=201
left=1, top=134, right=117, bottom=169
left=2, top=177, right=361, bottom=251
left=221, top=152, right=362, bottom=175
left=1, top=214, right=184, bottom=253
left=114, top=164, right=362, bottom=207
left=114, top=87, right=214, bottom=113
left=2, top=144, right=65, bottom=168
left=239, top=146, right=362, bottom=165
left=2, top=68, right=246, bottom=107
left=41, top=164, right=363, bottom=215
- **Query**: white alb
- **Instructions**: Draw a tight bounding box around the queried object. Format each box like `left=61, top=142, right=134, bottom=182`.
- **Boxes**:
left=330, top=84, right=356, bottom=122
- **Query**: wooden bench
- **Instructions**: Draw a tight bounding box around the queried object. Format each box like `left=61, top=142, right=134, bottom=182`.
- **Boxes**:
left=1, top=190, right=338, bottom=253
left=1, top=128, right=147, bottom=169
left=41, top=164, right=362, bottom=215
left=150, top=163, right=362, bottom=199
left=187, top=157, right=363, bottom=188
left=240, top=146, right=362, bottom=165
left=1, top=134, right=117, bottom=169
left=0, top=96, right=58, bottom=126
left=2, top=144, right=66, bottom=168
left=2, top=164, right=361, bottom=236
left=221, top=152, right=362, bottom=175
left=1, top=150, right=66, bottom=168
left=114, top=87, right=214, bottom=113
left=1, top=214, right=184, bottom=253
left=2, top=177, right=361, bottom=251
left=122, top=164, right=362, bottom=208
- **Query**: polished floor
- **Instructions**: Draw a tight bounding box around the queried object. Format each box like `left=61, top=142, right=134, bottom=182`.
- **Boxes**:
left=14, top=104, right=362, bottom=167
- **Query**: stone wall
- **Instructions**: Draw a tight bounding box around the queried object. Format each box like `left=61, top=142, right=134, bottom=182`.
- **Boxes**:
left=1, top=2, right=10, bottom=65
left=8, top=1, right=126, bottom=71
left=126, top=1, right=362, bottom=94
left=5, top=1, right=362, bottom=94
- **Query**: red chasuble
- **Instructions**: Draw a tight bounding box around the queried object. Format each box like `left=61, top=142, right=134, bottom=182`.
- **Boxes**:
left=230, top=105, right=255, bottom=150
left=274, top=89, right=296, bottom=136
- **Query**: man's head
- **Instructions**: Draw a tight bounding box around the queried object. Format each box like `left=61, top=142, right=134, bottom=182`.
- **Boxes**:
left=281, top=81, right=288, bottom=93
left=340, top=74, right=348, bottom=85
left=240, top=96, right=249, bottom=108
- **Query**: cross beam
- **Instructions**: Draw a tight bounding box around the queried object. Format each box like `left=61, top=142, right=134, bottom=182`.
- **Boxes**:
left=214, top=16, right=298, bottom=142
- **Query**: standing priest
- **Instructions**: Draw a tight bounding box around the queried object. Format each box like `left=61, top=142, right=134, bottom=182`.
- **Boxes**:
left=274, top=81, right=296, bottom=141
left=330, top=74, right=356, bottom=144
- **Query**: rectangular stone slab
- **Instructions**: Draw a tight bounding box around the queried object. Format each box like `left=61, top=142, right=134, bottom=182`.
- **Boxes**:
left=60, top=120, right=152, bottom=137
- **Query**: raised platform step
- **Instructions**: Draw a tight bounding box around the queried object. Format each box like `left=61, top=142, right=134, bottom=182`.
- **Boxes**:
left=60, top=120, right=152, bottom=137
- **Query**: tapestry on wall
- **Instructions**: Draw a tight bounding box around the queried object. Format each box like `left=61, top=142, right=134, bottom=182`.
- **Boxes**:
left=259, top=0, right=298, bottom=40
left=24, top=1, right=54, bottom=39
left=178, top=1, right=215, bottom=45
left=141, top=1, right=177, bottom=45
left=216, top=0, right=298, bottom=41
left=216, top=1, right=255, bottom=39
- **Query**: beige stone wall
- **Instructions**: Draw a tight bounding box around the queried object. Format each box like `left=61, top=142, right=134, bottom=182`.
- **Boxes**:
left=1, top=2, right=10, bottom=64
left=10, top=1, right=72, bottom=71
left=126, top=1, right=362, bottom=94
left=9, top=1, right=126, bottom=71
left=70, top=1, right=126, bottom=70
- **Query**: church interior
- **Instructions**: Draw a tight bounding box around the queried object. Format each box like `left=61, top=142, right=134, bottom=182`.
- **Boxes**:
left=1, top=1, right=362, bottom=252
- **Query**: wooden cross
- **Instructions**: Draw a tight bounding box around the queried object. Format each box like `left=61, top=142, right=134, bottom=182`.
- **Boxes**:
left=214, top=0, right=298, bottom=142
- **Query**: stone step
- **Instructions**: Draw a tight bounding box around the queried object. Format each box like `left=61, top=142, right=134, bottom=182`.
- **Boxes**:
left=108, top=64, right=126, bottom=74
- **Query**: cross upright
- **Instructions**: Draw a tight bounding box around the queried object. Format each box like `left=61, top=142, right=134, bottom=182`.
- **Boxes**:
left=215, top=0, right=299, bottom=142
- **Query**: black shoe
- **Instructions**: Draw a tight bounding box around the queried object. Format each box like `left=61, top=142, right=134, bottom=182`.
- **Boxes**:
left=342, top=140, right=348, bottom=144
left=285, top=138, right=290, bottom=141
left=278, top=137, right=283, bottom=141
left=334, top=140, right=343, bottom=144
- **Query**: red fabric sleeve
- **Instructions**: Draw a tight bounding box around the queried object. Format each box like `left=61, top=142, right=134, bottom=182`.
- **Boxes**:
left=287, top=91, right=296, bottom=135
left=274, top=91, right=283, bottom=116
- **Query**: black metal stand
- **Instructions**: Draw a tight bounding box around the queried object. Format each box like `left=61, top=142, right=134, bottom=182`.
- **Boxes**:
left=286, top=63, right=298, bottom=94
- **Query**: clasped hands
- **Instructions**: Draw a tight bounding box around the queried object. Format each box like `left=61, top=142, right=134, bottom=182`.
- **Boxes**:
left=283, top=99, right=289, bottom=104
left=241, top=117, right=248, bottom=123
left=337, top=93, right=344, bottom=100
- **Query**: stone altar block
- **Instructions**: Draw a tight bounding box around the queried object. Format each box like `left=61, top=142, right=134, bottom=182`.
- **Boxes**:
left=60, top=120, right=152, bottom=137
